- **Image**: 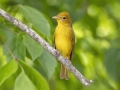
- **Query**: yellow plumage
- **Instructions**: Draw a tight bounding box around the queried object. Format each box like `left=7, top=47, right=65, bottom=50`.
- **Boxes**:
left=53, top=11, right=75, bottom=80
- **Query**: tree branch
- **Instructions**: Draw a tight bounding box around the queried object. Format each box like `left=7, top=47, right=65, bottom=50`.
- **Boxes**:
left=0, top=8, right=93, bottom=86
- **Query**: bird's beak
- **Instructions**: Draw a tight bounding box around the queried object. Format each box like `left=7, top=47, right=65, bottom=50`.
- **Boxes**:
left=52, top=16, right=60, bottom=20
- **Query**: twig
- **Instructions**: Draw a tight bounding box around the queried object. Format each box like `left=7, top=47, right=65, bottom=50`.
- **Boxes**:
left=0, top=8, right=93, bottom=86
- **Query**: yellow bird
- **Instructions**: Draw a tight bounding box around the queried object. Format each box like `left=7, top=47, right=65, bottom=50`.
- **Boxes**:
left=52, top=11, right=75, bottom=80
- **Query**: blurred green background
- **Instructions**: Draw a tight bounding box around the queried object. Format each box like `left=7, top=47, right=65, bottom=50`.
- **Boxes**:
left=0, top=0, right=120, bottom=90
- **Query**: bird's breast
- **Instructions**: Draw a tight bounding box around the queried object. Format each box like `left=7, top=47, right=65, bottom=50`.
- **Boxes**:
left=54, top=26, right=73, bottom=57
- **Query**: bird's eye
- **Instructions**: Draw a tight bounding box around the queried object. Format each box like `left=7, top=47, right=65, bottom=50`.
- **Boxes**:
left=62, top=17, right=66, bottom=20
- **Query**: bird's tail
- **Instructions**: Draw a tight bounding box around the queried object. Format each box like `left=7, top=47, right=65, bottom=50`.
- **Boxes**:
left=60, top=64, right=69, bottom=80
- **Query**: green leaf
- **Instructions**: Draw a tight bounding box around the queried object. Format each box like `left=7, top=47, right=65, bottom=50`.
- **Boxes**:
left=19, top=5, right=51, bottom=37
left=3, top=33, right=26, bottom=61
left=23, top=34, right=43, bottom=60
left=14, top=71, right=37, bottom=90
left=0, top=24, right=15, bottom=41
left=104, top=48, right=120, bottom=82
left=0, top=60, right=18, bottom=86
left=19, top=60, right=50, bottom=90
left=38, top=49, right=57, bottom=79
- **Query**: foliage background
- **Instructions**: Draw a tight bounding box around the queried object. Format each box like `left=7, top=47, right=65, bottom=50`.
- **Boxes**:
left=0, top=0, right=120, bottom=90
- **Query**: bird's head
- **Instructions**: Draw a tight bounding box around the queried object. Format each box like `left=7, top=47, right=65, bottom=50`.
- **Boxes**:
left=52, top=11, right=72, bottom=26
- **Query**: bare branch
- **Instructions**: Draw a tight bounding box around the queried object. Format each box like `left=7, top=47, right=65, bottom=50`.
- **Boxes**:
left=0, top=8, right=93, bottom=86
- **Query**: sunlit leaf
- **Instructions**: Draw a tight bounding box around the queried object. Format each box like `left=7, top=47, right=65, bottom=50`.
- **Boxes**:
left=19, top=60, right=50, bottom=90
left=23, top=34, right=43, bottom=60
left=14, top=71, right=37, bottom=90
left=38, top=49, right=57, bottom=79
left=19, top=5, right=51, bottom=37
left=0, top=60, right=18, bottom=85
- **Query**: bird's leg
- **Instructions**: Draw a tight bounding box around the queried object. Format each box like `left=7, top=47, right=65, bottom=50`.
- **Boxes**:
left=65, top=57, right=69, bottom=61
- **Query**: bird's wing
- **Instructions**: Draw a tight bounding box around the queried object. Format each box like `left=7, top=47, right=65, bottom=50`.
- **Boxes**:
left=70, top=30, right=75, bottom=61
left=54, top=33, right=56, bottom=49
